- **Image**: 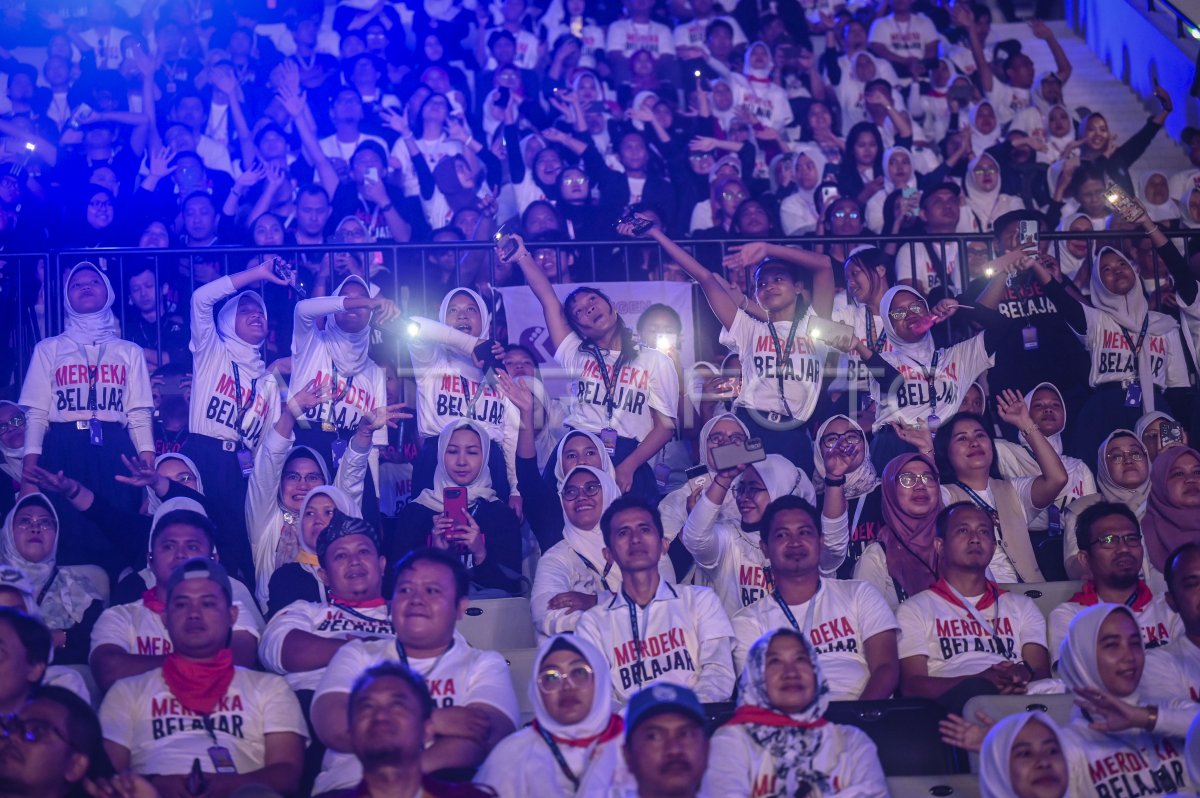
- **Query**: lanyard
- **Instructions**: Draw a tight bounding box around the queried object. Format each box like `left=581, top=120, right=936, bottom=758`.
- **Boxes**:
left=850, top=494, right=868, bottom=535
left=327, top=362, right=354, bottom=430
left=1119, top=314, right=1151, bottom=361
left=954, top=481, right=1025, bottom=581
left=458, top=374, right=488, bottom=419
left=73, top=342, right=109, bottom=417
left=201, top=715, right=220, bottom=745
left=766, top=309, right=802, bottom=416
left=904, top=349, right=941, bottom=415
left=394, top=638, right=453, bottom=674
left=942, top=580, right=1013, bottom=661
left=624, top=591, right=647, bottom=687
left=36, top=567, right=60, bottom=605
left=331, top=601, right=386, bottom=625
left=575, top=552, right=613, bottom=592
left=584, top=344, right=625, bottom=422
left=863, top=312, right=886, bottom=355
left=772, top=580, right=821, bottom=639
left=537, top=726, right=581, bottom=790
left=230, top=362, right=258, bottom=438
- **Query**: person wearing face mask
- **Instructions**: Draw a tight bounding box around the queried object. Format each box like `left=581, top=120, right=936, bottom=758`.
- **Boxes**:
left=389, top=419, right=523, bottom=597
left=88, top=502, right=262, bottom=691
left=979, top=712, right=1072, bottom=798
left=18, top=262, right=155, bottom=566
left=0, top=494, right=104, bottom=666
left=181, top=260, right=292, bottom=584
left=854, top=453, right=945, bottom=610
left=1021, top=237, right=1189, bottom=471
left=476, top=634, right=628, bottom=797
left=704, top=628, right=888, bottom=797
left=531, top=466, right=677, bottom=638
left=681, top=454, right=817, bottom=618
left=408, top=286, right=517, bottom=505
left=814, top=414, right=883, bottom=577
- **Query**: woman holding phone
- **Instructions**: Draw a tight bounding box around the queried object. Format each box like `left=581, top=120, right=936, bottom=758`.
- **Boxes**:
left=499, top=233, right=678, bottom=499
left=618, top=218, right=836, bottom=473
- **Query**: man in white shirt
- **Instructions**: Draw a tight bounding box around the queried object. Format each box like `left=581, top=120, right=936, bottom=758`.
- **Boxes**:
left=98, top=559, right=307, bottom=795
left=317, top=87, right=389, bottom=178
left=575, top=496, right=736, bottom=704
left=621, top=684, right=710, bottom=798
left=1144, top=542, right=1200, bottom=703
left=1049, top=502, right=1181, bottom=658
left=867, top=0, right=939, bottom=83
left=732, top=495, right=900, bottom=699
left=897, top=503, right=1051, bottom=712
left=606, top=0, right=676, bottom=79
left=894, top=183, right=965, bottom=295
left=673, top=0, right=746, bottom=59
left=309, top=548, right=518, bottom=794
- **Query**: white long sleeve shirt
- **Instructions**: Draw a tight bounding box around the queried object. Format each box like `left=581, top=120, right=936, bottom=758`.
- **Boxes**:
left=258, top=600, right=393, bottom=691
left=731, top=579, right=898, bottom=699
left=574, top=578, right=736, bottom=704
left=189, top=276, right=279, bottom=449
left=1143, top=636, right=1200, bottom=704
left=19, top=335, right=154, bottom=454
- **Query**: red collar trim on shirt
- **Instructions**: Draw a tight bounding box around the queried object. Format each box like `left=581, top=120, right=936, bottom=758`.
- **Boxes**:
left=1070, top=580, right=1153, bottom=612
left=162, top=649, right=235, bottom=715
left=727, top=706, right=828, bottom=729
left=929, top=578, right=1005, bottom=611
left=142, top=588, right=166, bottom=616
left=333, top=597, right=388, bottom=609
left=532, top=714, right=624, bottom=747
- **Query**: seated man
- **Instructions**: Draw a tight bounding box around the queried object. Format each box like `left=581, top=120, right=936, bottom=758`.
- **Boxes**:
left=897, top=503, right=1051, bottom=712
left=99, top=559, right=307, bottom=796
left=1049, top=502, right=1181, bottom=657
left=310, top=548, right=519, bottom=795
left=575, top=496, right=736, bottom=705
left=622, top=684, right=710, bottom=798
left=732, top=496, right=900, bottom=700
left=1143, top=542, right=1200, bottom=702
left=330, top=662, right=494, bottom=798
left=0, top=685, right=110, bottom=798
left=259, top=510, right=393, bottom=695
left=89, top=504, right=262, bottom=691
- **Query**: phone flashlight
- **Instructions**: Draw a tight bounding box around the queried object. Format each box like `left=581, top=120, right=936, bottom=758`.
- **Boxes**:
left=406, top=321, right=420, bottom=337
left=23, top=142, right=35, bottom=153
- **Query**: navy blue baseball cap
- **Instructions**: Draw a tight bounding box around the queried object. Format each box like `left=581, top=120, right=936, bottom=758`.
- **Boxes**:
left=624, top=683, right=706, bottom=740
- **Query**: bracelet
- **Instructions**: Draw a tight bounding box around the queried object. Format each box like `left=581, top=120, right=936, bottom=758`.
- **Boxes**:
left=1019, top=660, right=1036, bottom=680
left=824, top=474, right=847, bottom=487
left=67, top=482, right=81, bottom=500
left=1020, top=426, right=1038, bottom=438
left=378, top=202, right=394, bottom=214
left=713, top=478, right=733, bottom=490
left=1145, top=705, right=1158, bottom=731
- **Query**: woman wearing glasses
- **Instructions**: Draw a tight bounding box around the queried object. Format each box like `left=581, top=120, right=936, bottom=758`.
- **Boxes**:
left=815, top=414, right=880, bottom=578
left=476, top=634, right=626, bottom=797
left=0, top=494, right=104, bottom=665
left=961, top=153, right=1024, bottom=233
left=387, top=419, right=522, bottom=598
left=1064, top=430, right=1154, bottom=586
left=854, top=453, right=944, bottom=610
left=658, top=412, right=750, bottom=547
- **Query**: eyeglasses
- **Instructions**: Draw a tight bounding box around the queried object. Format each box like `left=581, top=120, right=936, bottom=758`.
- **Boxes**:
left=707, top=432, right=747, bottom=447
left=537, top=663, right=594, bottom=692
left=1087, top=532, right=1143, bottom=549
left=14, top=518, right=56, bottom=533
left=972, top=166, right=999, bottom=176
left=734, top=482, right=766, bottom=498
left=721, top=191, right=748, bottom=202
left=1104, top=449, right=1145, bottom=463
left=562, top=176, right=588, bottom=186
left=833, top=211, right=861, bottom=220
left=562, top=482, right=602, bottom=501
left=171, top=474, right=196, bottom=484
left=283, top=472, right=325, bottom=485
left=821, top=430, right=864, bottom=450
left=88, top=200, right=113, bottom=209
left=887, top=302, right=927, bottom=321
left=0, top=415, right=24, bottom=434
left=688, top=152, right=713, bottom=161
left=897, top=472, right=935, bottom=488
left=0, top=715, right=71, bottom=747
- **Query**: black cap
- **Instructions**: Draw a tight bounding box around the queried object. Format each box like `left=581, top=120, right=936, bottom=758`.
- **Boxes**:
left=164, top=558, right=232, bottom=604
left=316, top=510, right=381, bottom=566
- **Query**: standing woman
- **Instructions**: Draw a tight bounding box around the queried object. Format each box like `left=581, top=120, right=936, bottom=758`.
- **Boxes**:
left=829, top=247, right=891, bottom=411
left=703, top=628, right=888, bottom=796
left=933, top=402, right=1069, bottom=584
left=19, top=261, right=155, bottom=567
left=290, top=275, right=397, bottom=523
left=622, top=221, right=836, bottom=473
left=182, top=259, right=291, bottom=582
left=854, top=453, right=944, bottom=611
left=501, top=233, right=679, bottom=498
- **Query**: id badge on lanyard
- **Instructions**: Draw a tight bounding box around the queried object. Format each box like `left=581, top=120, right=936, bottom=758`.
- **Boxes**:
left=76, top=342, right=108, bottom=447
left=589, top=346, right=623, bottom=455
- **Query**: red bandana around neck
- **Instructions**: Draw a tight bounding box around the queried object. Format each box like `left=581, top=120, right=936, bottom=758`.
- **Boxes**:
left=727, top=706, right=828, bottom=729
left=334, top=596, right=388, bottom=609
left=1070, top=580, right=1153, bottom=612
left=142, top=588, right=167, bottom=615
left=929, top=578, right=1005, bottom=611
left=162, top=649, right=235, bottom=715
left=533, top=714, right=625, bottom=748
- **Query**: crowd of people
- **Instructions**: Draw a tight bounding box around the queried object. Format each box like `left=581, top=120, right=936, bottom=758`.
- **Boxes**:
left=0, top=0, right=1200, bottom=796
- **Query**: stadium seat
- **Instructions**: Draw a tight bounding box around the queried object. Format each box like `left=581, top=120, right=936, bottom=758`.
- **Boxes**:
left=825, top=699, right=966, bottom=776
left=886, top=774, right=981, bottom=798
left=458, top=597, right=536, bottom=650
left=998, top=581, right=1081, bottom=621
left=962, top=693, right=1076, bottom=773
left=501, top=647, right=539, bottom=724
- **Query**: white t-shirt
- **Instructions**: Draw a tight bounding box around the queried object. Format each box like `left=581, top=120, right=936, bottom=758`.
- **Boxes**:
left=893, top=240, right=963, bottom=296
left=311, top=633, right=519, bottom=793
left=897, top=586, right=1047, bottom=678
left=318, top=132, right=389, bottom=165
left=871, top=333, right=994, bottom=432
left=867, top=12, right=940, bottom=63
left=483, top=28, right=540, bottom=70
left=1062, top=720, right=1195, bottom=797
left=258, top=600, right=393, bottom=691
left=189, top=276, right=279, bottom=449
left=90, top=598, right=262, bottom=659
left=720, top=308, right=828, bottom=422
left=99, top=668, right=308, bottom=777
left=731, top=579, right=898, bottom=700
left=476, top=727, right=631, bottom=798
left=1048, top=592, right=1182, bottom=660
left=731, top=78, right=794, bottom=133
left=995, top=440, right=1096, bottom=531
left=987, top=80, right=1033, bottom=126
left=830, top=297, right=893, bottom=395
left=1143, top=636, right=1200, bottom=704
left=673, top=15, right=746, bottom=52
left=574, top=580, right=736, bottom=704
left=1079, top=305, right=1190, bottom=391
left=606, top=19, right=676, bottom=58
left=554, top=332, right=679, bottom=440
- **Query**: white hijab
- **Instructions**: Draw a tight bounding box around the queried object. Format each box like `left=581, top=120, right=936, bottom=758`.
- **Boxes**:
left=63, top=261, right=119, bottom=346
left=697, top=412, right=752, bottom=474
left=146, top=452, right=205, bottom=514
left=1055, top=212, right=1091, bottom=278
left=1138, top=172, right=1180, bottom=223
left=879, top=285, right=935, bottom=365
left=969, top=101, right=1002, bottom=152
left=1179, top=187, right=1200, bottom=230
left=559, top=465, right=622, bottom=585
left=0, top=401, right=23, bottom=484
left=1095, top=429, right=1151, bottom=517
left=1022, top=382, right=1066, bottom=455
left=531, top=634, right=616, bottom=740
left=882, top=146, right=917, bottom=193
left=413, top=419, right=498, bottom=513
left=980, top=712, right=1070, bottom=798
left=324, top=276, right=373, bottom=375
left=734, top=453, right=817, bottom=507
left=812, top=414, right=879, bottom=498
left=964, top=153, right=1004, bottom=230
left=217, top=289, right=268, bottom=376
left=552, top=430, right=616, bottom=486
left=439, top=286, right=492, bottom=362
left=1058, top=603, right=1146, bottom=708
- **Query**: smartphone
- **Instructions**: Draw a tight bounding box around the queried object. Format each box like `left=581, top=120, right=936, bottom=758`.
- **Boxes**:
left=902, top=186, right=920, bottom=217
left=655, top=333, right=676, bottom=353
left=364, top=167, right=379, bottom=183
left=1160, top=421, right=1184, bottom=451
left=493, top=225, right=518, bottom=259
left=685, top=464, right=709, bottom=494
left=472, top=339, right=506, bottom=373
left=68, top=102, right=93, bottom=130
left=805, top=315, right=855, bottom=343
left=711, top=437, right=766, bottom=471
left=1105, top=182, right=1139, bottom=218
left=494, top=86, right=511, bottom=108
left=187, top=758, right=206, bottom=796
left=819, top=184, right=840, bottom=207
left=272, top=258, right=307, bottom=297
left=443, top=486, right=469, bottom=527
left=615, top=213, right=653, bottom=235
left=1017, top=219, right=1040, bottom=249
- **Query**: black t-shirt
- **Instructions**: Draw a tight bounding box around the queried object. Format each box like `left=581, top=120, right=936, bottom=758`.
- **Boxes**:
left=817, top=486, right=884, bottom=580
